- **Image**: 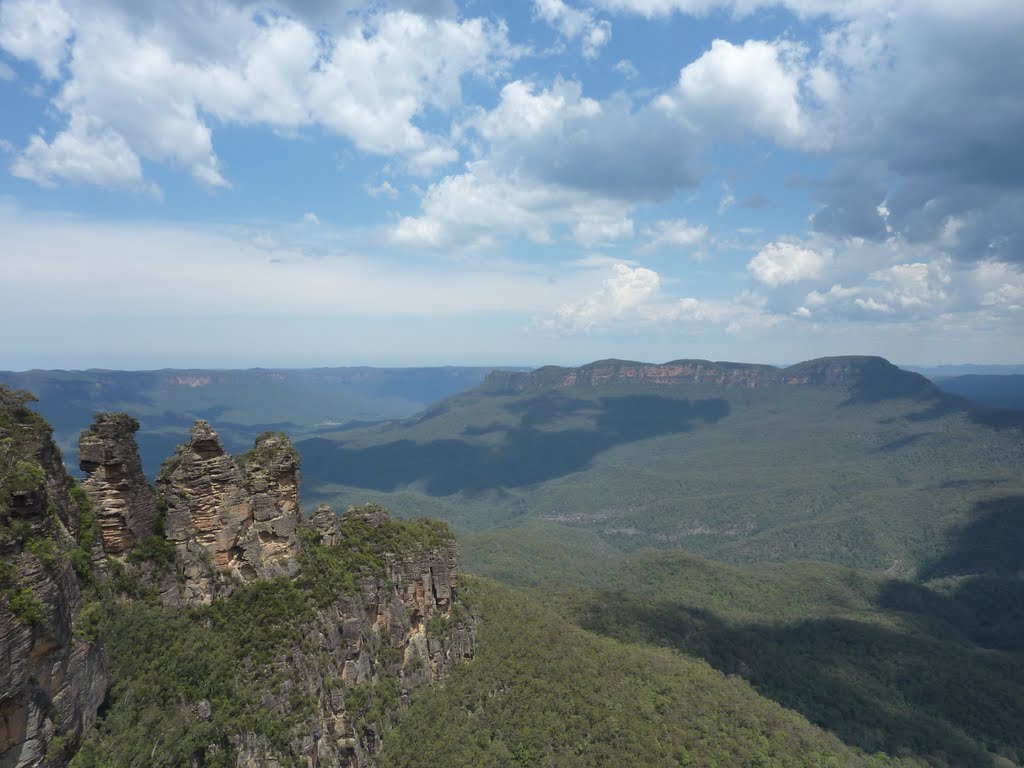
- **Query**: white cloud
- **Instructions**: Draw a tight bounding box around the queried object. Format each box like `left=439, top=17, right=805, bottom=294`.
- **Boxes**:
left=748, top=242, right=829, bottom=286
left=547, top=263, right=661, bottom=331
left=391, top=160, right=636, bottom=249
left=0, top=60, right=16, bottom=80
left=800, top=256, right=954, bottom=320
left=366, top=181, right=399, bottom=199
left=302, top=212, right=320, bottom=224
left=0, top=2, right=516, bottom=189
left=590, top=0, right=887, bottom=19
left=10, top=115, right=145, bottom=189
left=641, top=218, right=708, bottom=251
left=533, top=0, right=612, bottom=59
left=974, top=261, right=1024, bottom=309
left=0, top=205, right=590, bottom=320
left=613, top=58, right=638, bottom=79
left=538, top=262, right=777, bottom=334
left=0, top=0, right=72, bottom=79
left=717, top=184, right=736, bottom=215
left=476, top=79, right=601, bottom=144
left=659, top=38, right=817, bottom=148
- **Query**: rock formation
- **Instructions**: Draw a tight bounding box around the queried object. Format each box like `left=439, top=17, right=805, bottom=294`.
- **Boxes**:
left=156, top=421, right=301, bottom=604
left=78, top=414, right=159, bottom=556
left=3, top=402, right=476, bottom=768
left=1, top=389, right=107, bottom=768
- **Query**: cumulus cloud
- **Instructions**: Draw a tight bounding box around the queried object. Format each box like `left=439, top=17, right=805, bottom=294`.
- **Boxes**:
left=804, top=2, right=1024, bottom=263
left=366, top=181, right=399, bottom=199
left=391, top=161, right=636, bottom=249
left=475, top=78, right=702, bottom=201
left=641, top=218, right=708, bottom=251
left=10, top=115, right=146, bottom=190
left=545, top=263, right=661, bottom=331
left=0, top=0, right=72, bottom=79
left=658, top=38, right=820, bottom=149
left=538, top=262, right=776, bottom=334
left=747, top=242, right=829, bottom=286
left=533, top=0, right=612, bottom=59
left=0, top=0, right=516, bottom=189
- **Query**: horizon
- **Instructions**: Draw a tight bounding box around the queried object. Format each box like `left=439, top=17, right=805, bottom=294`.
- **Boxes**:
left=4, top=355, right=1024, bottom=376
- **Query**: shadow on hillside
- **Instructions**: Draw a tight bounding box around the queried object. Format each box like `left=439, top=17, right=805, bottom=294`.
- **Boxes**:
left=901, top=394, right=1024, bottom=430
left=573, top=591, right=1024, bottom=767
left=872, top=496, right=1024, bottom=652
left=299, top=394, right=729, bottom=495
left=919, top=495, right=1024, bottom=579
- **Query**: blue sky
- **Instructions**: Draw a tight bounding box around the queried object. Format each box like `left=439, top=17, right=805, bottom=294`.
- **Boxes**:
left=1, top=0, right=1022, bottom=369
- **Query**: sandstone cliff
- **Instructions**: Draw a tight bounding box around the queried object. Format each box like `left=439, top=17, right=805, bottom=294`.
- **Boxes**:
left=229, top=504, right=475, bottom=767
left=4, top=402, right=476, bottom=768
left=484, top=355, right=935, bottom=397
left=155, top=421, right=301, bottom=605
left=0, top=389, right=106, bottom=768
left=70, top=418, right=473, bottom=767
left=77, top=415, right=159, bottom=557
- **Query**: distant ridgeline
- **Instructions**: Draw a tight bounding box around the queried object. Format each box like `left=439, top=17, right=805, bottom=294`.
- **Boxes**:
left=299, top=355, right=1024, bottom=577
left=1, top=393, right=474, bottom=768
left=0, top=367, right=499, bottom=479
left=481, top=355, right=936, bottom=396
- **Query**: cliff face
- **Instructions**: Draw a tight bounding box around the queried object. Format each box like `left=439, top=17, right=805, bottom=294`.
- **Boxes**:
left=234, top=505, right=475, bottom=768
left=4, top=405, right=476, bottom=768
left=484, top=355, right=935, bottom=397
left=77, top=415, right=159, bottom=557
left=155, top=421, right=301, bottom=605
left=1, top=390, right=107, bottom=768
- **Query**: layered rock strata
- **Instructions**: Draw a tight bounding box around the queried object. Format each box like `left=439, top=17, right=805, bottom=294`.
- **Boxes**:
left=242, top=504, right=475, bottom=767
left=77, top=414, right=159, bottom=556
left=156, top=421, right=301, bottom=604
left=485, top=355, right=934, bottom=395
left=1, top=392, right=107, bottom=768
left=3, top=406, right=476, bottom=768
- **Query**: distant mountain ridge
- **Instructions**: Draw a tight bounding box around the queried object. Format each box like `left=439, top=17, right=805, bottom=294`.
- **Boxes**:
left=0, top=366, right=501, bottom=477
left=482, top=355, right=936, bottom=399
left=300, top=354, right=1024, bottom=576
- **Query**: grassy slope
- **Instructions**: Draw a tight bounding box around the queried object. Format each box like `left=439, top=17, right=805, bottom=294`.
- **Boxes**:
left=379, top=577, right=913, bottom=768
left=300, top=377, right=1024, bottom=575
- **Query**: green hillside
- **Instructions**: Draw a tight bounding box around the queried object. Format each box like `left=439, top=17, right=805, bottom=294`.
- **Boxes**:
left=298, top=357, right=1024, bottom=576
left=379, top=577, right=914, bottom=768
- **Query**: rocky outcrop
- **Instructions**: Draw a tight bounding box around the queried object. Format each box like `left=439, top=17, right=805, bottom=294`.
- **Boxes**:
left=1, top=389, right=107, bottom=768
left=4, top=401, right=476, bottom=768
left=485, top=355, right=935, bottom=398
left=254, top=504, right=475, bottom=768
left=78, top=414, right=159, bottom=557
left=156, top=421, right=301, bottom=604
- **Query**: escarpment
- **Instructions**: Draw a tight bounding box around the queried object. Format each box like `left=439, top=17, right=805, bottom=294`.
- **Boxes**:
left=1, top=389, right=107, bottom=768
left=484, top=355, right=936, bottom=397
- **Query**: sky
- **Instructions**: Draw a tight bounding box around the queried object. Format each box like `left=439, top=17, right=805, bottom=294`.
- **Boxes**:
left=0, top=0, right=1022, bottom=370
